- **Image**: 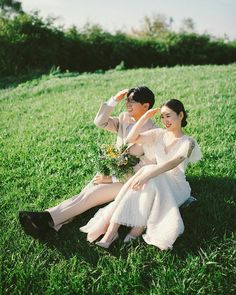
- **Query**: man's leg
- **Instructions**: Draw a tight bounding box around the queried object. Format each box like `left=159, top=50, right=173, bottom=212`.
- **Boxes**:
left=19, top=181, right=123, bottom=235
left=48, top=182, right=123, bottom=230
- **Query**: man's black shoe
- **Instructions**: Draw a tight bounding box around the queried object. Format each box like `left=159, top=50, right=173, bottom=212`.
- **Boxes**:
left=19, top=211, right=54, bottom=238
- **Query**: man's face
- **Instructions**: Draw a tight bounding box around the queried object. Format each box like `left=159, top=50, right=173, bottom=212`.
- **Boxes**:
left=126, top=94, right=149, bottom=120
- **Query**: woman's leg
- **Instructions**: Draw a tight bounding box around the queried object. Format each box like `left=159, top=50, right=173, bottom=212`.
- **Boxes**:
left=99, top=222, right=120, bottom=243
left=129, top=226, right=145, bottom=237
left=124, top=226, right=145, bottom=242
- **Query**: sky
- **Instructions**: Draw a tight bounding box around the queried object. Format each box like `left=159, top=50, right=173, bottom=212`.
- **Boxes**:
left=21, top=0, right=236, bottom=40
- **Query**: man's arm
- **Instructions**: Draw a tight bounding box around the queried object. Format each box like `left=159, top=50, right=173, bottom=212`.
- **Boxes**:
left=93, top=89, right=129, bottom=184
left=94, top=89, right=128, bottom=133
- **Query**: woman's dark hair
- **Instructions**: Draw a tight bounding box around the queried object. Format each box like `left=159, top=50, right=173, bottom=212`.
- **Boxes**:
left=162, top=99, right=188, bottom=127
left=127, top=86, right=155, bottom=109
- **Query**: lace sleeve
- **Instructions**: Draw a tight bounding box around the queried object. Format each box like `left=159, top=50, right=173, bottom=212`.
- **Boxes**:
left=177, top=137, right=202, bottom=163
left=188, top=139, right=202, bottom=163
left=139, top=128, right=164, bottom=145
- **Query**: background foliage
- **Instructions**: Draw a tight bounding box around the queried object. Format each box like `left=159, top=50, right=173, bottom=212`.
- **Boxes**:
left=0, top=12, right=236, bottom=77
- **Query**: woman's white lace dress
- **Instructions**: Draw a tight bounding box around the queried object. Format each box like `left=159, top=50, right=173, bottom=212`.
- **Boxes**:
left=80, top=129, right=202, bottom=250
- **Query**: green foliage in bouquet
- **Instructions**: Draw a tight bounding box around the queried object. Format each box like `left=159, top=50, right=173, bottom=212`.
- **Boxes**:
left=97, top=144, right=140, bottom=182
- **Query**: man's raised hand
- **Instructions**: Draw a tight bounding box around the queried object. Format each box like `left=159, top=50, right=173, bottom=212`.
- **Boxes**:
left=114, top=89, right=129, bottom=102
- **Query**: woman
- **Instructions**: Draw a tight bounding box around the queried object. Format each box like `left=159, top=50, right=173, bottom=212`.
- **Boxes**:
left=80, top=99, right=202, bottom=250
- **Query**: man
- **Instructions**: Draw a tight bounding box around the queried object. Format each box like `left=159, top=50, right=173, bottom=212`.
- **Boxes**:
left=19, top=86, right=157, bottom=238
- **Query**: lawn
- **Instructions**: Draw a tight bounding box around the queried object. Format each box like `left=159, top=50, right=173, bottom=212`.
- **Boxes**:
left=0, top=64, right=235, bottom=294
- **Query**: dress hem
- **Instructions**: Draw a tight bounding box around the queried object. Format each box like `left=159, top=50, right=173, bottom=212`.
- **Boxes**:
left=111, top=219, right=147, bottom=228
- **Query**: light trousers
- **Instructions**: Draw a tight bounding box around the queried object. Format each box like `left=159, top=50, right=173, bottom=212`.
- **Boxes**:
left=47, top=177, right=123, bottom=231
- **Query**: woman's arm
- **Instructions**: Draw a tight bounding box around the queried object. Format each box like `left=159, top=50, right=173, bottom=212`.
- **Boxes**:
left=127, top=108, right=159, bottom=144
left=130, top=156, right=185, bottom=190
left=131, top=139, right=195, bottom=190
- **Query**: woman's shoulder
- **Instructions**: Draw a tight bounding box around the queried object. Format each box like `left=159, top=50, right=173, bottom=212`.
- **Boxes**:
left=143, top=127, right=165, bottom=137
left=182, top=135, right=198, bottom=146
left=140, top=127, right=164, bottom=145
left=155, top=128, right=166, bottom=135
left=152, top=128, right=166, bottom=141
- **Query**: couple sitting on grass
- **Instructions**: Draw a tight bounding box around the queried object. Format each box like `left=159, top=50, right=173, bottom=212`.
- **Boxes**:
left=19, top=86, right=202, bottom=250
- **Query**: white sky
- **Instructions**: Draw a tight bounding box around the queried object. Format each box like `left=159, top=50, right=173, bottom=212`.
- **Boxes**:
left=21, top=0, right=236, bottom=39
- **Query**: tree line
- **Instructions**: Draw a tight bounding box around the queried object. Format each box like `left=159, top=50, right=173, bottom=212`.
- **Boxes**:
left=0, top=0, right=236, bottom=77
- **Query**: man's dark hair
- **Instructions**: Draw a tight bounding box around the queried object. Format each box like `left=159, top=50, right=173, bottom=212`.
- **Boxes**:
left=127, top=86, right=155, bottom=109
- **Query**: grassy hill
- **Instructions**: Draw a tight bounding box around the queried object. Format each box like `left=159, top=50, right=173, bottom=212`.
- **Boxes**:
left=0, top=65, right=235, bottom=294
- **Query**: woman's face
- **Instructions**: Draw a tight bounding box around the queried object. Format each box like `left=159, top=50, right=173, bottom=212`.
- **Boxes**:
left=160, top=105, right=183, bottom=131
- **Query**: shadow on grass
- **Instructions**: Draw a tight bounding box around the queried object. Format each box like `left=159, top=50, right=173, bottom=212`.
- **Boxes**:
left=0, top=71, right=45, bottom=89
left=36, top=176, right=236, bottom=263
left=0, top=71, right=81, bottom=89
left=38, top=208, right=131, bottom=266
left=174, top=175, right=236, bottom=256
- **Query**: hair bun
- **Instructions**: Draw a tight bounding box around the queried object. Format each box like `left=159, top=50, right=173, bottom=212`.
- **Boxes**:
left=182, top=119, right=187, bottom=127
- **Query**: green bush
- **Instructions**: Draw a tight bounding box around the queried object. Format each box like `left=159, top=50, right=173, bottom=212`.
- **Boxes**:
left=166, top=33, right=236, bottom=65
left=0, top=13, right=65, bottom=75
left=0, top=13, right=236, bottom=77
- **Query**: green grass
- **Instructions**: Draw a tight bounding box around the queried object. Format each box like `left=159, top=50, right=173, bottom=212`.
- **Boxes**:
left=0, top=65, right=236, bottom=294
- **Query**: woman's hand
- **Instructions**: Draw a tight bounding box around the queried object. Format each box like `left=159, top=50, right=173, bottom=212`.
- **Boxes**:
left=93, top=174, right=112, bottom=185
left=114, top=89, right=129, bottom=102
left=143, top=108, right=160, bottom=119
left=130, top=169, right=151, bottom=190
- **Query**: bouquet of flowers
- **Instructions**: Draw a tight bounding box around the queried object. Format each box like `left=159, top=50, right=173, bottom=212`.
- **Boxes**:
left=97, top=143, right=140, bottom=182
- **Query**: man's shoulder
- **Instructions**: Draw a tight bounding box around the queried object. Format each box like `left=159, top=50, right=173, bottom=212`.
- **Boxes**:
left=118, top=111, right=134, bottom=123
